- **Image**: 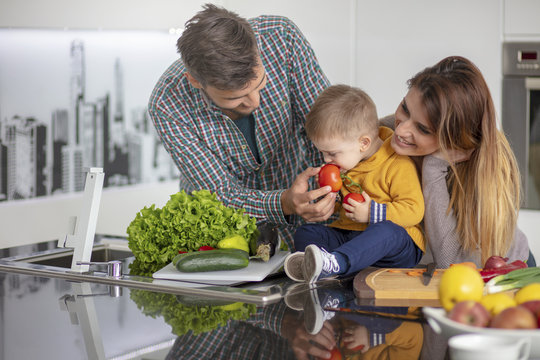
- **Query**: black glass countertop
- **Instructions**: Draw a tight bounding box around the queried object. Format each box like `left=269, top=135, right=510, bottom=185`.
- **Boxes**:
left=0, top=267, right=450, bottom=360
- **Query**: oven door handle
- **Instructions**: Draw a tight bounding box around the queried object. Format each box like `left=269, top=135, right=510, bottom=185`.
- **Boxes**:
left=526, top=77, right=540, bottom=90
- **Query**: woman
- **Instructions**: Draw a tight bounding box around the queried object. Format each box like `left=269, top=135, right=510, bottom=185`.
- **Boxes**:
left=390, top=56, right=534, bottom=268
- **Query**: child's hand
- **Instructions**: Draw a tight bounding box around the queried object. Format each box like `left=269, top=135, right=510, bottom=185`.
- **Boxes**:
left=342, top=325, right=369, bottom=353
left=342, top=191, right=370, bottom=223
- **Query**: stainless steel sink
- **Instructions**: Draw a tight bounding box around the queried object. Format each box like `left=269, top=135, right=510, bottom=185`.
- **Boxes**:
left=0, top=238, right=286, bottom=305
left=1, top=238, right=134, bottom=269
left=19, top=246, right=134, bottom=268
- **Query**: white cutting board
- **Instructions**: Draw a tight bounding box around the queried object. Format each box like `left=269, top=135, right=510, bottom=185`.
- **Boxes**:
left=152, top=250, right=289, bottom=285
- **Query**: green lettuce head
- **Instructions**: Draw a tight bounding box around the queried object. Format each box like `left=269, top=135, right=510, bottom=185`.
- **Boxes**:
left=126, top=190, right=258, bottom=276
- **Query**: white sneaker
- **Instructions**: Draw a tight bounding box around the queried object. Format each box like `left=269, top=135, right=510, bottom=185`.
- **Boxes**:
left=303, top=245, right=340, bottom=283
left=303, top=288, right=336, bottom=334
left=283, top=282, right=311, bottom=311
left=284, top=252, right=305, bottom=282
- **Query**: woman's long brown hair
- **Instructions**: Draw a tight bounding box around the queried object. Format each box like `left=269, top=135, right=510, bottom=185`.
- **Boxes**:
left=409, top=56, right=521, bottom=264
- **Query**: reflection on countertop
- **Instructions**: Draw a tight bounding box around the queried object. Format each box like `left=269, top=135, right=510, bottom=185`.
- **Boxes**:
left=0, top=267, right=450, bottom=360
left=0, top=271, right=176, bottom=359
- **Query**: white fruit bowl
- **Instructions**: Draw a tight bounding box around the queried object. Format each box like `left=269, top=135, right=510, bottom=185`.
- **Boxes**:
left=423, top=307, right=540, bottom=358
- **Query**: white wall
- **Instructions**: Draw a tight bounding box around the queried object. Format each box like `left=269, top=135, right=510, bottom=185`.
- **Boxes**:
left=354, top=1, right=502, bottom=118
left=518, top=210, right=540, bottom=262
left=0, top=181, right=179, bottom=247
left=0, top=0, right=209, bottom=31
left=0, top=0, right=538, bottom=255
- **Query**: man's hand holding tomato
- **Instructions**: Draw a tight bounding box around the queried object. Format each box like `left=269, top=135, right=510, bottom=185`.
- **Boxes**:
left=342, top=191, right=371, bottom=223
left=281, top=309, right=337, bottom=360
left=281, top=166, right=337, bottom=223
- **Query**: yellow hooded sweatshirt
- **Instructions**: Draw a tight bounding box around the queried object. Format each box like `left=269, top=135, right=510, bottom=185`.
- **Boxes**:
left=330, top=127, right=425, bottom=251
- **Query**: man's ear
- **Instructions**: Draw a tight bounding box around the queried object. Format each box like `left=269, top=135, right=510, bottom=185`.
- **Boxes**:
left=185, top=73, right=203, bottom=89
left=359, top=135, right=371, bottom=152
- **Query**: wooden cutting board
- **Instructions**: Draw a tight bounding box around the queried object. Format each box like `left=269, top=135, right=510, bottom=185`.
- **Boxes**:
left=353, top=267, right=443, bottom=307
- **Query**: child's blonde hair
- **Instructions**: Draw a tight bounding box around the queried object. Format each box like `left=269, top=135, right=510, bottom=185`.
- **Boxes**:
left=306, top=84, right=379, bottom=141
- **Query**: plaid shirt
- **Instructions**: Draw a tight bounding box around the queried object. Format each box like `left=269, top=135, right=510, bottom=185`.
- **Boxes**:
left=149, top=16, right=329, bottom=249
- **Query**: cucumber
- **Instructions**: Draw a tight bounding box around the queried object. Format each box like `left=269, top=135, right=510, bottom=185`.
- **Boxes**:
left=175, top=294, right=238, bottom=307
left=173, top=249, right=249, bottom=272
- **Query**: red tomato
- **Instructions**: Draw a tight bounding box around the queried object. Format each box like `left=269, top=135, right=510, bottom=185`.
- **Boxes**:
left=343, top=192, right=365, bottom=212
left=318, top=164, right=342, bottom=192
left=329, top=347, right=342, bottom=360
left=343, top=341, right=365, bottom=351
left=198, top=246, right=215, bottom=251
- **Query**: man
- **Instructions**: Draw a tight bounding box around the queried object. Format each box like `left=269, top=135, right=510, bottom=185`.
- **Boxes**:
left=148, top=4, right=335, bottom=249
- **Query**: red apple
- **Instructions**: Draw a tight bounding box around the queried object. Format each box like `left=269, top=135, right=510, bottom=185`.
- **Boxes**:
left=490, top=306, right=537, bottom=329
left=520, top=300, right=540, bottom=314
left=519, top=301, right=540, bottom=328
left=448, top=300, right=491, bottom=327
left=483, top=255, right=509, bottom=269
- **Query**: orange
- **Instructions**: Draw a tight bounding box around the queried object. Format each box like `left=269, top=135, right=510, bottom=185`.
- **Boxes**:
left=450, top=261, right=477, bottom=269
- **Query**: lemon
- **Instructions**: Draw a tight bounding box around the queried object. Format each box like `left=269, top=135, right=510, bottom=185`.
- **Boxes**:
left=480, top=293, right=516, bottom=316
left=514, top=283, right=540, bottom=304
left=217, top=235, right=249, bottom=253
left=439, top=264, right=484, bottom=312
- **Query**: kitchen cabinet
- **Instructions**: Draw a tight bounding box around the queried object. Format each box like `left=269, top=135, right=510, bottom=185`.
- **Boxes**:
left=504, top=0, right=540, bottom=38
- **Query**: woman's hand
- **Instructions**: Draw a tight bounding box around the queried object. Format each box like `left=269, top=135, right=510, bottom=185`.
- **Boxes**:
left=432, top=148, right=473, bottom=164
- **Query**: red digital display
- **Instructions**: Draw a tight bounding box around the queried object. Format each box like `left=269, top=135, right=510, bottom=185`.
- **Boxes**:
left=520, top=51, right=538, bottom=61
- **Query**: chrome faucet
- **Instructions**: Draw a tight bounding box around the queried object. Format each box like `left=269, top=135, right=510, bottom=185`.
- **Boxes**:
left=58, top=167, right=105, bottom=273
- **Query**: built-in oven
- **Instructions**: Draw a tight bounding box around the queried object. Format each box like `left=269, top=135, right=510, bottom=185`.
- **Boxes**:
left=502, top=42, right=540, bottom=210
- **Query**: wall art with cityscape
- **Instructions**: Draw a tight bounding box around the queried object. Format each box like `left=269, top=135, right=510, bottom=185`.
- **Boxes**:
left=0, top=29, right=180, bottom=201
